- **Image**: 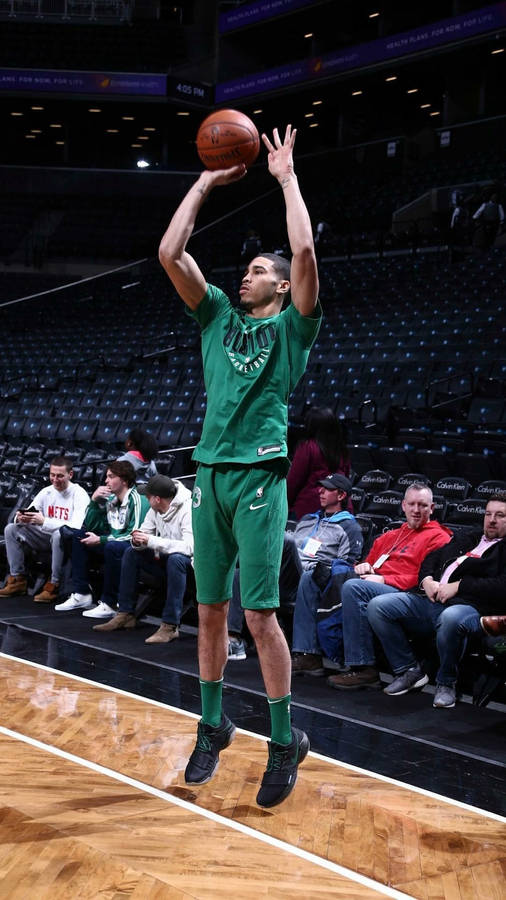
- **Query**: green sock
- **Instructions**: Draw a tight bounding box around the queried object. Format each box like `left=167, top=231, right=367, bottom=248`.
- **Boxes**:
left=200, top=678, right=223, bottom=727
left=267, top=693, right=292, bottom=745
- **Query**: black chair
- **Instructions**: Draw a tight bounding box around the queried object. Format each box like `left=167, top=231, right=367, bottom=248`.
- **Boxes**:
left=473, top=479, right=506, bottom=500
left=354, top=514, right=380, bottom=557
left=434, top=476, right=472, bottom=501
left=364, top=489, right=404, bottom=520
left=445, top=497, right=487, bottom=527
left=356, top=468, right=392, bottom=492
left=431, top=494, right=448, bottom=523
left=392, top=472, right=432, bottom=493
left=349, top=485, right=365, bottom=513
left=454, top=451, right=498, bottom=486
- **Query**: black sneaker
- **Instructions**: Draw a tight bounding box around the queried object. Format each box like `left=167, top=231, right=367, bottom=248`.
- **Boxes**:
left=184, top=714, right=236, bottom=785
left=256, top=727, right=310, bottom=808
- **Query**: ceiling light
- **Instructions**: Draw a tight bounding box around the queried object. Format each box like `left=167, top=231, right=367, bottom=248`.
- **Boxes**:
left=30, top=129, right=42, bottom=133
left=491, top=47, right=504, bottom=54
left=25, top=134, right=36, bottom=139
left=136, top=159, right=150, bottom=168
left=369, top=12, right=380, bottom=18
left=143, top=127, right=156, bottom=131
left=304, top=32, right=313, bottom=39
left=304, top=112, right=314, bottom=118
left=131, top=143, right=142, bottom=147
left=430, top=110, right=440, bottom=116
left=31, top=106, right=44, bottom=111
left=55, top=141, right=65, bottom=145
left=309, top=122, right=319, bottom=128
left=352, top=90, right=363, bottom=96
left=137, top=136, right=149, bottom=140
left=420, top=103, right=431, bottom=108
left=253, top=109, right=262, bottom=114
left=122, top=116, right=135, bottom=120
left=106, top=129, right=119, bottom=133
left=88, top=108, right=101, bottom=113
left=49, top=123, right=62, bottom=128
left=407, top=88, right=418, bottom=94
left=386, top=76, right=397, bottom=82
left=11, top=112, right=23, bottom=116
left=176, top=111, right=190, bottom=116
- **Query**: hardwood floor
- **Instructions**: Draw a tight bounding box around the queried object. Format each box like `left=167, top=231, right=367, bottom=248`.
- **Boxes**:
left=1, top=654, right=505, bottom=899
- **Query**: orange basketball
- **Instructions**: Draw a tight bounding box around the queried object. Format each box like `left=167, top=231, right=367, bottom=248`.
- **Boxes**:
left=196, top=109, right=260, bottom=170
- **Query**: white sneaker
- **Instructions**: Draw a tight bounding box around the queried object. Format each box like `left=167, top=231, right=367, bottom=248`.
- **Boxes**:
left=55, top=593, right=93, bottom=611
left=82, top=601, right=116, bottom=619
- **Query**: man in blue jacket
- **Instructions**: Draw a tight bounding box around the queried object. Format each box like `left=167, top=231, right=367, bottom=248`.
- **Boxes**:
left=289, top=473, right=363, bottom=674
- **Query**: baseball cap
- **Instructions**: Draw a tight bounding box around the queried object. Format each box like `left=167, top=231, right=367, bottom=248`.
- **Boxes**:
left=318, top=473, right=352, bottom=494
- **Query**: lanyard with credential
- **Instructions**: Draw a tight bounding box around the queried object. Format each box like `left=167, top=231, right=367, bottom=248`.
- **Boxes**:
left=371, top=528, right=414, bottom=570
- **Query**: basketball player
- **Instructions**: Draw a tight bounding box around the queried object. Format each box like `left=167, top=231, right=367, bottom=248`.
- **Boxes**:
left=158, top=124, right=321, bottom=807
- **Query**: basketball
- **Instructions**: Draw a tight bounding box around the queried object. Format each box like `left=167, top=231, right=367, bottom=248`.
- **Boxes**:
left=196, top=109, right=260, bottom=170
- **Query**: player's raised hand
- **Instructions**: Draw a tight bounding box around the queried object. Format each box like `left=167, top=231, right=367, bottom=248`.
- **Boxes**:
left=262, top=125, right=296, bottom=182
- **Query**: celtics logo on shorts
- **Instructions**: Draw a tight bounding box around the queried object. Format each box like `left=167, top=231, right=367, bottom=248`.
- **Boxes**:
left=192, top=486, right=202, bottom=508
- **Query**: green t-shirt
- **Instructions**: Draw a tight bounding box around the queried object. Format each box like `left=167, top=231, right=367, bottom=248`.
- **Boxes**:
left=187, top=284, right=322, bottom=465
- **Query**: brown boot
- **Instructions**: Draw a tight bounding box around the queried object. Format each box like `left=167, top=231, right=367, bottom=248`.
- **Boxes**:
left=145, top=623, right=179, bottom=644
left=93, top=612, right=137, bottom=632
left=0, top=574, right=28, bottom=597
left=480, top=615, right=506, bottom=637
left=327, top=666, right=381, bottom=690
left=34, top=581, right=59, bottom=603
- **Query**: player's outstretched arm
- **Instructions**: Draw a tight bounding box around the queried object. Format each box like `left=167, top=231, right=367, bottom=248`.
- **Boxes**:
left=262, top=125, right=319, bottom=317
left=159, top=165, right=246, bottom=309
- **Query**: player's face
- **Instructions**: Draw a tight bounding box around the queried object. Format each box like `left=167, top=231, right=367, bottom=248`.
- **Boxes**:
left=49, top=465, right=72, bottom=492
left=239, top=257, right=284, bottom=311
left=483, top=501, right=506, bottom=540
left=402, top=488, right=433, bottom=529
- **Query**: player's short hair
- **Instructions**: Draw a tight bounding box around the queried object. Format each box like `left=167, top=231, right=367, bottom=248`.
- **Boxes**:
left=258, top=252, right=291, bottom=283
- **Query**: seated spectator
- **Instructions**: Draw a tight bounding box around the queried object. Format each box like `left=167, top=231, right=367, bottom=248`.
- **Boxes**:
left=287, top=407, right=351, bottom=520
left=290, top=474, right=363, bottom=675
left=327, top=483, right=452, bottom=691
left=227, top=474, right=362, bottom=661
left=55, top=460, right=149, bottom=616
left=368, top=493, right=506, bottom=708
left=93, top=474, right=193, bottom=643
left=117, top=428, right=158, bottom=484
left=0, top=455, right=89, bottom=604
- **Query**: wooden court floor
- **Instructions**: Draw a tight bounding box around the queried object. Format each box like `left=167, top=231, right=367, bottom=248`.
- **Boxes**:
left=0, top=653, right=505, bottom=900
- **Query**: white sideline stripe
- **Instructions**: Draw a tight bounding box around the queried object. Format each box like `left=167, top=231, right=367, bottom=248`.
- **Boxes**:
left=0, top=723, right=413, bottom=900
left=2, top=652, right=505, bottom=825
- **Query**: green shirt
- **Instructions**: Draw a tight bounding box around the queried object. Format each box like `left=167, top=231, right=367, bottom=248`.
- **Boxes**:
left=187, top=284, right=322, bottom=465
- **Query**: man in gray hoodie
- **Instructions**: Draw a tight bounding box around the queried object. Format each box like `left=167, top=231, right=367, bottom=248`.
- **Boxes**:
left=93, top=474, right=193, bottom=643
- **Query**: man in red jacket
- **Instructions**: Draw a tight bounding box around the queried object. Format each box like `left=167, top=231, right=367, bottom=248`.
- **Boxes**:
left=328, top=482, right=452, bottom=690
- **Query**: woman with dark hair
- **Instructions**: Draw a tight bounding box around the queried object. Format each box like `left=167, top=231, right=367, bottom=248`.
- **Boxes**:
left=117, top=428, right=158, bottom=483
left=287, top=407, right=351, bottom=519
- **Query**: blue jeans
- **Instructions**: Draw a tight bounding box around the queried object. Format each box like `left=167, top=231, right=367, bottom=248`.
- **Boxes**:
left=291, top=571, right=322, bottom=654
left=69, top=528, right=129, bottom=606
left=341, top=579, right=403, bottom=667
left=367, top=592, right=481, bottom=686
left=118, top=546, right=192, bottom=625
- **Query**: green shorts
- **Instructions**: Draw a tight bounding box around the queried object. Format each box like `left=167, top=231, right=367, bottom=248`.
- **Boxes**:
left=191, top=461, right=288, bottom=610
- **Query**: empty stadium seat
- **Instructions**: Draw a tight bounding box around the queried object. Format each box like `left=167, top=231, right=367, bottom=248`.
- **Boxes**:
left=364, top=489, right=404, bottom=519
left=356, top=469, right=392, bottom=492
left=435, top=476, right=472, bottom=500
left=445, top=497, right=487, bottom=526
left=473, top=479, right=506, bottom=500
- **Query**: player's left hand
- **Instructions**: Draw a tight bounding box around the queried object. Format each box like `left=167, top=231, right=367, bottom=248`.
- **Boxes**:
left=262, top=125, right=296, bottom=182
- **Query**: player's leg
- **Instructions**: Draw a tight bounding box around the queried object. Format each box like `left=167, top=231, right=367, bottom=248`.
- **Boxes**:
left=184, top=465, right=238, bottom=785
left=236, top=463, right=309, bottom=807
